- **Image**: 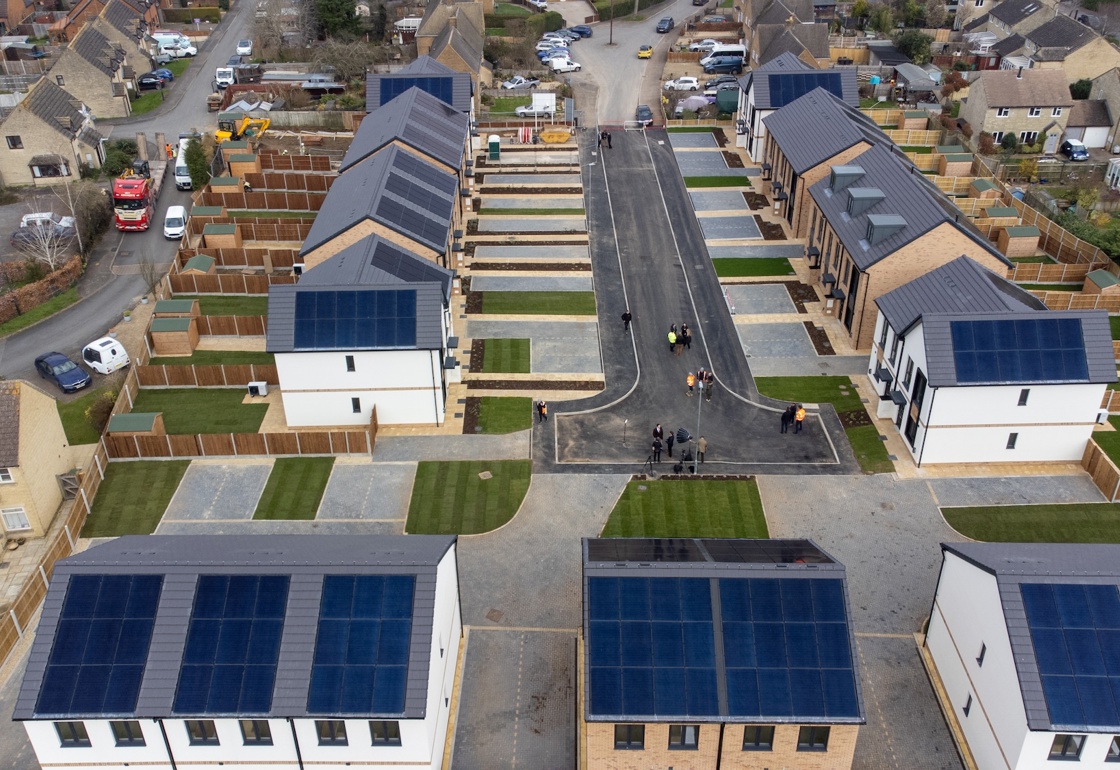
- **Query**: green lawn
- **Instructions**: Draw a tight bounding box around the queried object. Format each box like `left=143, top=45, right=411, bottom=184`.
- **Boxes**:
left=0, top=288, right=79, bottom=338
left=81, top=460, right=190, bottom=537
left=228, top=210, right=315, bottom=219
left=148, top=350, right=276, bottom=366
left=253, top=457, right=334, bottom=520
left=1018, top=283, right=1081, bottom=291
left=1093, top=417, right=1120, bottom=465
left=1112, top=317, right=1120, bottom=340
left=601, top=479, right=769, bottom=538
left=406, top=460, right=531, bottom=534
left=175, top=295, right=269, bottom=316
left=899, top=145, right=933, bottom=154
left=491, top=96, right=531, bottom=115
left=476, top=397, right=533, bottom=433
left=129, top=90, right=165, bottom=116
left=129, top=388, right=268, bottom=434
left=481, top=338, right=530, bottom=373
left=713, top=257, right=794, bottom=277
left=477, top=208, right=586, bottom=216
left=479, top=292, right=597, bottom=315
left=845, top=424, right=895, bottom=474
left=943, top=503, right=1120, bottom=543
left=57, top=386, right=115, bottom=445
left=1009, top=255, right=1055, bottom=264
left=494, top=2, right=531, bottom=14
left=684, top=176, right=752, bottom=188
left=165, top=59, right=190, bottom=77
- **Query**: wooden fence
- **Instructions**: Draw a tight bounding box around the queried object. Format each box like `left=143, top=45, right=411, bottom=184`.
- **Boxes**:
left=1029, top=291, right=1120, bottom=312
left=883, top=129, right=941, bottom=145
left=137, top=363, right=279, bottom=387
left=168, top=272, right=296, bottom=295
left=246, top=171, right=335, bottom=192
left=1009, top=197, right=1112, bottom=266
left=1083, top=440, right=1120, bottom=502
left=259, top=153, right=333, bottom=172
left=1102, top=390, right=1120, bottom=412
left=862, top=108, right=902, bottom=126
left=193, top=247, right=301, bottom=270
left=103, top=430, right=371, bottom=458
left=199, top=189, right=328, bottom=211
left=1007, top=262, right=1104, bottom=284
left=196, top=315, right=267, bottom=336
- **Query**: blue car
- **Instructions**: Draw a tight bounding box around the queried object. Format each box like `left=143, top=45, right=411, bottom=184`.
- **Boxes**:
left=538, top=47, right=569, bottom=60
left=570, top=24, right=593, bottom=37
left=35, top=352, right=91, bottom=393
left=152, top=68, right=174, bottom=81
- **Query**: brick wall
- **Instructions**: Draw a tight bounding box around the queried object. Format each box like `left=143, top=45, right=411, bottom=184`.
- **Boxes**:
left=721, top=724, right=859, bottom=769
left=790, top=143, right=873, bottom=239
left=586, top=722, right=721, bottom=770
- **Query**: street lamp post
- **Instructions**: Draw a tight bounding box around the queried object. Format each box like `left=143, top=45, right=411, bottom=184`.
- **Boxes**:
left=609, top=0, right=615, bottom=45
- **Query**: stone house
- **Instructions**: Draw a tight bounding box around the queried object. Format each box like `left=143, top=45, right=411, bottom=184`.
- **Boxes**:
left=365, top=55, right=474, bottom=116
left=415, top=0, right=492, bottom=87
left=45, top=25, right=132, bottom=118
left=0, top=78, right=103, bottom=186
left=89, top=0, right=151, bottom=60
left=996, top=14, right=1120, bottom=82
left=50, top=0, right=159, bottom=42
left=984, top=0, right=1053, bottom=38
left=958, top=68, right=1071, bottom=153
left=1089, top=67, right=1120, bottom=150
left=744, top=0, right=830, bottom=68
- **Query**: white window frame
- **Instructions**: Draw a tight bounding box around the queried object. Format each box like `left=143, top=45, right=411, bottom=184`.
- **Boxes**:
left=1, top=507, right=30, bottom=532
left=991, top=131, right=1005, bottom=143
left=996, top=107, right=1009, bottom=118
left=0, top=467, right=12, bottom=483
left=1028, top=107, right=1041, bottom=117
left=1052, top=106, right=1063, bottom=117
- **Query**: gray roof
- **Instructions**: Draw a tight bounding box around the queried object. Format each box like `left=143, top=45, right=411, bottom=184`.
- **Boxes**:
left=341, top=86, right=468, bottom=173
left=1068, top=99, right=1112, bottom=128
left=895, top=62, right=936, bottom=90
left=964, top=12, right=989, bottom=30
left=941, top=542, right=1120, bottom=732
left=990, top=0, right=1046, bottom=26
left=867, top=40, right=909, bottom=65
left=763, top=87, right=886, bottom=174
left=0, top=383, right=18, bottom=467
left=876, top=255, right=1044, bottom=335
left=70, top=25, right=124, bottom=75
left=746, top=56, right=858, bottom=109
left=807, top=143, right=1007, bottom=271
left=14, top=535, right=457, bottom=721
left=14, top=78, right=100, bottom=144
left=365, top=55, right=473, bottom=113
left=298, top=235, right=454, bottom=301
left=301, top=144, right=457, bottom=257
left=1026, top=14, right=1094, bottom=52
left=102, top=0, right=145, bottom=40
left=991, top=33, right=1026, bottom=56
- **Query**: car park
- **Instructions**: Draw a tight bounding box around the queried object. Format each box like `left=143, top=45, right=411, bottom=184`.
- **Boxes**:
left=236, top=39, right=253, bottom=56
left=516, top=104, right=555, bottom=117
left=34, top=352, right=91, bottom=393
left=664, top=76, right=700, bottom=90
left=536, top=38, right=566, bottom=51
left=635, top=104, right=654, bottom=126
left=638, top=45, right=653, bottom=58
left=1060, top=139, right=1090, bottom=161
left=656, top=17, right=674, bottom=32
left=551, top=58, right=581, bottom=72
left=554, top=29, right=581, bottom=41
left=137, top=73, right=164, bottom=90
left=502, top=76, right=541, bottom=89
left=570, top=25, right=593, bottom=37
left=689, top=38, right=718, bottom=52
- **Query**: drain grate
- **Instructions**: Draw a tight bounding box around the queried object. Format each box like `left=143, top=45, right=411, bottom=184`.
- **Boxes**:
left=486, top=608, right=504, bottom=623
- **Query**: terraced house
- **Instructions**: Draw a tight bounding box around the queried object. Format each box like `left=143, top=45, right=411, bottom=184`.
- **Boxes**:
left=365, top=56, right=475, bottom=118
left=45, top=24, right=133, bottom=118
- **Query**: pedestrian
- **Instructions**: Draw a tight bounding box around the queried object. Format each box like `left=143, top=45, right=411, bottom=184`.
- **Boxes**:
left=536, top=400, right=545, bottom=423
left=652, top=437, right=662, bottom=463
left=675, top=334, right=684, bottom=356
left=668, top=328, right=677, bottom=352
left=666, top=432, right=675, bottom=458
left=780, top=405, right=791, bottom=433
left=683, top=330, right=692, bottom=350
left=680, top=322, right=689, bottom=339
left=795, top=404, right=805, bottom=433
left=653, top=423, right=664, bottom=441
left=597, top=131, right=603, bottom=148
left=243, top=179, right=253, bottom=194
left=621, top=310, right=632, bottom=331
left=606, top=131, right=612, bottom=148
left=686, top=371, right=696, bottom=397
left=541, top=401, right=549, bottom=421
left=697, top=435, right=707, bottom=463
left=165, top=143, right=173, bottom=159
left=697, top=366, right=706, bottom=384
left=704, top=371, right=714, bottom=402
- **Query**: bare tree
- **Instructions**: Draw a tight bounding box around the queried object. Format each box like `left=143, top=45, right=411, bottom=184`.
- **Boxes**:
left=312, top=39, right=376, bottom=81
left=138, top=253, right=166, bottom=298
left=12, top=202, right=76, bottom=271
left=54, top=181, right=113, bottom=258
left=252, top=0, right=286, bottom=55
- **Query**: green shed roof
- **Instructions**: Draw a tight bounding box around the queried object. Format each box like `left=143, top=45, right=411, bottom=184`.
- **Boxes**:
left=942, top=153, right=973, bottom=162
left=971, top=179, right=997, bottom=192
left=203, top=223, right=237, bottom=235
left=150, top=317, right=192, bottom=332
left=183, top=255, right=216, bottom=272
left=229, top=154, right=257, bottom=162
left=936, top=144, right=964, bottom=154
left=1004, top=225, right=1040, bottom=238
left=191, top=205, right=224, bottom=217
left=903, top=111, right=927, bottom=118
left=1088, top=269, right=1120, bottom=288
left=984, top=206, right=1018, bottom=218
left=153, top=299, right=196, bottom=314
left=210, top=177, right=241, bottom=187
left=107, top=413, right=159, bottom=432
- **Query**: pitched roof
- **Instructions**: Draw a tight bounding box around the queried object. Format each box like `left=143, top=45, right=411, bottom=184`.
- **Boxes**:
left=366, top=55, right=473, bottom=113
left=341, top=86, right=468, bottom=173
left=0, top=382, right=19, bottom=467
left=762, top=87, right=885, bottom=173
left=298, top=235, right=454, bottom=300
left=14, top=535, right=457, bottom=721
left=963, top=12, right=989, bottom=30
left=866, top=40, right=908, bottom=65
left=1068, top=99, right=1112, bottom=127
left=990, top=33, right=1026, bottom=55
left=753, top=50, right=812, bottom=72
left=757, top=25, right=828, bottom=64
left=69, top=24, right=124, bottom=74
left=428, top=5, right=486, bottom=76
left=747, top=63, right=857, bottom=109
left=101, top=0, right=144, bottom=39
left=875, top=255, right=1044, bottom=335
left=990, top=0, right=1047, bottom=26
left=973, top=68, right=1072, bottom=107
left=1026, top=13, right=1095, bottom=53
left=14, top=78, right=101, bottom=143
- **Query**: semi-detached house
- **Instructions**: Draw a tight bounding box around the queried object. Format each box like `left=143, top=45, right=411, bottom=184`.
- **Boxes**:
left=957, top=69, right=1071, bottom=153
left=0, top=78, right=103, bottom=186
left=45, top=24, right=132, bottom=118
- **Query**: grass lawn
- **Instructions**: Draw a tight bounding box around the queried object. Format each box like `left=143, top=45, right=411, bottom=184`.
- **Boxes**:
left=165, top=59, right=190, bottom=77
left=1112, top=317, right=1120, bottom=340
left=492, top=96, right=531, bottom=115
left=82, top=460, right=190, bottom=537
left=481, top=338, right=530, bottom=373
left=713, top=257, right=794, bottom=277
left=494, top=2, right=531, bottom=14
left=57, top=386, right=115, bottom=445
left=0, top=288, right=79, bottom=337
left=148, top=350, right=276, bottom=366
left=942, top=503, right=1120, bottom=543
left=175, top=295, right=269, bottom=316
left=406, top=459, right=531, bottom=534
left=668, top=127, right=716, bottom=133
left=1093, top=417, right=1120, bottom=465
left=845, top=424, right=895, bottom=474
left=476, top=397, right=533, bottom=433
left=1018, top=283, right=1081, bottom=291
left=480, top=291, right=597, bottom=315
left=1010, top=255, right=1055, bottom=264
left=900, top=145, right=933, bottom=154
left=129, top=90, right=165, bottom=116
left=253, top=457, right=334, bottom=520
left=477, top=208, right=586, bottom=216
left=684, top=176, right=751, bottom=188
left=129, top=388, right=268, bottom=434
left=601, top=479, right=769, bottom=538
left=228, top=210, right=315, bottom=219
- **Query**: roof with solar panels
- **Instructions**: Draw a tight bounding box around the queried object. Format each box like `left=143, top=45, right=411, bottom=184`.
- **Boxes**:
left=582, top=538, right=865, bottom=724
left=14, top=535, right=456, bottom=721
left=943, top=543, right=1120, bottom=733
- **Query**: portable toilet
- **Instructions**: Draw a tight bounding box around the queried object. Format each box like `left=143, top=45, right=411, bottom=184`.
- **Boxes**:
left=488, top=134, right=501, bottom=160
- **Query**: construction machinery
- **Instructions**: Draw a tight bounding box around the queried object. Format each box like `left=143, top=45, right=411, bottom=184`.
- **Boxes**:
left=215, top=112, right=270, bottom=143
left=112, top=159, right=168, bottom=232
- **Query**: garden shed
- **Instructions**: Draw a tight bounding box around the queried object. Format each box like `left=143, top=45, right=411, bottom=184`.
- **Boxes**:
left=202, top=224, right=242, bottom=250
left=969, top=178, right=1001, bottom=200
left=106, top=412, right=165, bottom=436
left=182, top=255, right=217, bottom=275
left=149, top=317, right=199, bottom=356
left=152, top=298, right=200, bottom=318
left=1084, top=269, right=1120, bottom=295
left=996, top=224, right=1041, bottom=258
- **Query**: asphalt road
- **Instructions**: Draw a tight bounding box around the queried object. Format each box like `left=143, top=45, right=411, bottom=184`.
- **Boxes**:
left=0, top=1, right=253, bottom=386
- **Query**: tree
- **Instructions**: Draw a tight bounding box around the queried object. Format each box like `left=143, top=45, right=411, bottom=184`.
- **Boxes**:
left=1000, top=132, right=1018, bottom=151
left=312, top=39, right=375, bottom=81
left=1070, top=78, right=1092, bottom=99
left=252, top=1, right=286, bottom=54
left=852, top=0, right=870, bottom=17
left=138, top=253, right=164, bottom=298
left=184, top=138, right=210, bottom=191
left=894, top=29, right=933, bottom=64
left=924, top=0, right=946, bottom=28
left=58, top=180, right=113, bottom=258
left=868, top=4, right=893, bottom=35
left=901, top=0, right=923, bottom=27
left=369, top=2, right=388, bottom=40
left=316, top=0, right=359, bottom=37
left=12, top=207, right=75, bottom=271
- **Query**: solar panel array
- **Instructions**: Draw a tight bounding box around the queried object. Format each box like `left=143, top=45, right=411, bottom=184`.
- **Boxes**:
left=765, top=72, right=844, bottom=108
left=293, top=289, right=417, bottom=350
left=380, top=76, right=454, bottom=107
left=586, top=539, right=833, bottom=565
left=586, top=576, right=859, bottom=720
left=308, top=575, right=416, bottom=715
left=375, top=151, right=456, bottom=250
left=174, top=575, right=290, bottom=714
left=36, top=575, right=163, bottom=716
left=949, top=318, right=1089, bottom=384
left=1022, top=582, right=1120, bottom=728
left=402, top=99, right=466, bottom=167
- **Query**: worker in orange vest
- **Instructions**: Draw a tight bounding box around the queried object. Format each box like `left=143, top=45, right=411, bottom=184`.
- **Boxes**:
left=795, top=405, right=806, bottom=433
left=686, top=372, right=696, bottom=397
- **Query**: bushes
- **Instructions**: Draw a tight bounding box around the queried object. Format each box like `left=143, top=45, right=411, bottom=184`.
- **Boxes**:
left=162, top=7, right=220, bottom=21
left=977, top=132, right=995, bottom=155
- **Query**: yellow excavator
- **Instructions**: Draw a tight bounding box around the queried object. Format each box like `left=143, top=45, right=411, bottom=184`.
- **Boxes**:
left=215, top=113, right=270, bottom=143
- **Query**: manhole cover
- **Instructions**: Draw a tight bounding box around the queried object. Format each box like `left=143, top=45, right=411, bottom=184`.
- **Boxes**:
left=878, top=435, right=888, bottom=441
left=637, top=485, right=647, bottom=491
left=486, top=608, right=504, bottom=623
left=478, top=470, right=493, bottom=480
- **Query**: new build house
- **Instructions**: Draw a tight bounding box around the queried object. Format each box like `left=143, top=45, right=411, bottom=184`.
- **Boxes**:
left=365, top=56, right=474, bottom=116
left=15, top=534, right=461, bottom=770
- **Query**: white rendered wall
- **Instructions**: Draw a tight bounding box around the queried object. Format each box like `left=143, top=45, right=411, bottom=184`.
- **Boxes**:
left=162, top=718, right=299, bottom=768
left=24, top=719, right=173, bottom=769
left=1018, top=731, right=1120, bottom=769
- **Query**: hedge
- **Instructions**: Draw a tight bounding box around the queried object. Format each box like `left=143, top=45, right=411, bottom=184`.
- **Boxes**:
left=0, top=256, right=83, bottom=325
left=594, top=0, right=661, bottom=19
left=162, top=7, right=222, bottom=22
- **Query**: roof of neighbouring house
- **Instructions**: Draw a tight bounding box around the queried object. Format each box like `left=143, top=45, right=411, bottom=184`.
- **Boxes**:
left=0, top=382, right=19, bottom=467
left=745, top=55, right=857, bottom=109
left=427, top=5, right=487, bottom=77
left=866, top=40, right=909, bottom=66
left=13, top=535, right=457, bottom=721
left=366, top=55, right=473, bottom=113
left=973, top=68, right=1072, bottom=108
left=149, top=317, right=192, bottom=332
left=106, top=412, right=158, bottom=432
left=69, top=25, right=124, bottom=75
left=990, top=0, right=1046, bottom=27
left=990, top=33, right=1026, bottom=56
left=941, top=542, right=1120, bottom=733
left=14, top=79, right=101, bottom=144
left=895, top=62, right=936, bottom=90
left=583, top=538, right=864, bottom=724
left=341, top=86, right=469, bottom=174
left=1025, top=14, right=1096, bottom=54
left=101, top=0, right=145, bottom=40
left=297, top=236, right=454, bottom=300
left=1068, top=99, right=1112, bottom=128
left=762, top=87, right=886, bottom=174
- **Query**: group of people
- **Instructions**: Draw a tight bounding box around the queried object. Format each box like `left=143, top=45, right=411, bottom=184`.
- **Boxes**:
left=650, top=423, right=708, bottom=465
left=597, top=130, right=613, bottom=149
left=667, top=323, right=692, bottom=355
left=687, top=367, right=715, bottom=401
left=780, top=403, right=806, bottom=434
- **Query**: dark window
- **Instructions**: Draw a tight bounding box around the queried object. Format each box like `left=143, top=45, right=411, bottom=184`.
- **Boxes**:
left=1018, top=388, right=1030, bottom=406
left=1107, top=736, right=1120, bottom=761
left=879, top=322, right=889, bottom=348
left=668, top=724, right=699, bottom=750
left=743, top=725, right=774, bottom=751
left=905, top=370, right=927, bottom=447
left=614, top=724, right=644, bottom=750
left=240, top=720, right=272, bottom=745
left=1049, top=734, right=1084, bottom=760
left=317, top=721, right=348, bottom=746
left=30, top=160, right=70, bottom=178
left=963, top=694, right=972, bottom=717
left=351, top=397, right=361, bottom=413
left=889, top=332, right=900, bottom=363
left=1007, top=433, right=1018, bottom=450
left=797, top=726, right=830, bottom=752
left=55, top=75, right=64, bottom=86
left=111, top=721, right=145, bottom=747
left=345, top=354, right=355, bottom=372
left=186, top=720, right=219, bottom=745
left=977, top=643, right=987, bottom=666
left=6, top=135, right=22, bottom=149
left=370, top=721, right=401, bottom=746
left=903, top=358, right=914, bottom=388
left=56, top=721, right=90, bottom=747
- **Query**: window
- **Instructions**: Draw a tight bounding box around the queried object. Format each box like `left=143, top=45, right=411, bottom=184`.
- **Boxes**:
left=30, top=159, right=71, bottom=179
left=903, top=358, right=914, bottom=388
left=351, top=397, right=361, bottom=413
left=1052, top=107, right=1063, bottom=117
left=1019, top=131, right=1039, bottom=144
left=55, top=75, right=64, bottom=86
left=668, top=724, right=699, bottom=750
left=996, top=107, right=1009, bottom=118
left=1018, top=388, right=1030, bottom=406
left=1049, top=734, right=1084, bottom=760
left=6, top=135, right=22, bottom=149
left=1007, top=433, right=1018, bottom=450
left=240, top=720, right=272, bottom=745
left=56, top=721, right=90, bottom=747
left=186, top=720, right=218, bottom=745
left=1107, top=736, right=1120, bottom=761
left=974, top=0, right=984, bottom=7
left=1, top=507, right=30, bottom=532
left=977, top=643, right=987, bottom=666
left=0, top=467, right=11, bottom=483
left=345, top=354, right=355, bottom=372
left=797, top=726, right=830, bottom=751
left=370, top=721, right=401, bottom=746
left=1028, top=107, right=1041, bottom=117
left=963, top=694, right=973, bottom=717
left=743, top=725, right=774, bottom=750
left=879, top=322, right=889, bottom=349
left=111, top=721, right=145, bottom=747
left=614, top=724, right=644, bottom=750
left=992, top=131, right=1005, bottom=143
left=317, top=721, right=348, bottom=745
left=889, top=333, right=900, bottom=364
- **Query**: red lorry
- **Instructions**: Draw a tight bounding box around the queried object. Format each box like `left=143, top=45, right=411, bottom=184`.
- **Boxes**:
left=112, top=158, right=168, bottom=232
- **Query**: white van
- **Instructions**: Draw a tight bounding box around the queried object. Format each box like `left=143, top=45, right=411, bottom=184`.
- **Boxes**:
left=164, top=205, right=187, bottom=240
left=82, top=337, right=130, bottom=375
left=700, top=44, right=747, bottom=65
left=174, top=136, right=193, bottom=190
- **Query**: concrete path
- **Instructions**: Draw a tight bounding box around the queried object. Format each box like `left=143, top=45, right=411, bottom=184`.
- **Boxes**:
left=470, top=275, right=594, bottom=292
left=484, top=173, right=582, bottom=185
left=476, top=217, right=586, bottom=233
left=374, top=432, right=530, bottom=461
left=710, top=243, right=807, bottom=258
left=466, top=320, right=602, bottom=374
left=483, top=197, right=585, bottom=209
left=474, top=245, right=588, bottom=260
left=699, top=215, right=762, bottom=240
left=690, top=190, right=750, bottom=211
left=928, top=475, right=1105, bottom=507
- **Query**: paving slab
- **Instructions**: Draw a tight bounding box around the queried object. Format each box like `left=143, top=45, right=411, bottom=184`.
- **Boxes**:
left=467, top=319, right=602, bottom=373
left=928, top=474, right=1105, bottom=508
left=474, top=244, right=589, bottom=261
left=690, top=190, right=749, bottom=211
left=699, top=214, right=761, bottom=240
left=483, top=197, right=585, bottom=209
left=675, top=150, right=758, bottom=176
left=160, top=462, right=272, bottom=522
left=154, top=520, right=404, bottom=535
left=470, top=275, right=594, bottom=292
left=747, top=355, right=870, bottom=378
left=476, top=217, right=586, bottom=233
left=374, top=432, right=530, bottom=461
left=668, top=132, right=719, bottom=149
left=489, top=152, right=578, bottom=166
left=485, top=174, right=582, bottom=185
left=317, top=462, right=416, bottom=520
left=710, top=243, right=806, bottom=258
left=735, top=321, right=816, bottom=358
left=726, top=284, right=796, bottom=314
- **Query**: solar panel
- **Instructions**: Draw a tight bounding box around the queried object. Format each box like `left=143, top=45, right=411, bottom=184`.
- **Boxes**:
left=950, top=318, right=1089, bottom=384
left=308, top=575, right=416, bottom=715
left=36, top=575, right=163, bottom=716
left=293, top=289, right=418, bottom=351
left=173, top=575, right=289, bottom=715
left=379, top=77, right=455, bottom=107
left=766, top=72, right=844, bottom=108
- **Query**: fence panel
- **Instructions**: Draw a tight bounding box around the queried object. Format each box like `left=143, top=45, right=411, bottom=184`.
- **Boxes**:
left=233, top=433, right=268, bottom=454
left=169, top=435, right=203, bottom=457
left=197, top=316, right=266, bottom=336
left=1083, top=440, right=1120, bottom=502
left=298, top=433, right=331, bottom=454
left=168, top=272, right=295, bottom=295
left=264, top=433, right=300, bottom=454
left=200, top=434, right=236, bottom=455
left=134, top=435, right=174, bottom=458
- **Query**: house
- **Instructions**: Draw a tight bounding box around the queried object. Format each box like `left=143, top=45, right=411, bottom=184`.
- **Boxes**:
left=804, top=143, right=1012, bottom=350
left=1018, top=14, right=1120, bottom=82
left=735, top=52, right=858, bottom=157
left=985, top=0, right=1052, bottom=38
left=89, top=0, right=151, bottom=60
left=51, top=0, right=154, bottom=43
left=0, top=78, right=103, bottom=186
left=744, top=0, right=831, bottom=68
left=414, top=0, right=492, bottom=87
left=45, top=25, right=132, bottom=118
left=583, top=537, right=864, bottom=770
left=958, top=69, right=1071, bottom=153
left=925, top=542, right=1120, bottom=768
left=0, top=381, right=77, bottom=540
left=1089, top=67, right=1120, bottom=150
left=15, top=534, right=462, bottom=770
left=268, top=236, right=456, bottom=427
left=365, top=56, right=474, bottom=116
left=867, top=257, right=1114, bottom=463
left=1065, top=99, right=1112, bottom=148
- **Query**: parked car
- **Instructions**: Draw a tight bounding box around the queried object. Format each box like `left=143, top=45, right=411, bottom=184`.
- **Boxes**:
left=656, top=17, right=674, bottom=32
left=227, top=54, right=244, bottom=66
left=1060, top=139, right=1090, bottom=161
left=638, top=44, right=653, bottom=58
left=236, top=39, right=253, bottom=56
left=34, top=352, right=91, bottom=393
left=705, top=74, right=738, bottom=89
left=689, top=38, right=719, bottom=52
left=703, top=56, right=743, bottom=74
left=516, top=104, right=554, bottom=117
left=20, top=212, right=76, bottom=231
left=152, top=51, right=172, bottom=65
left=11, top=223, right=74, bottom=247
left=705, top=81, right=739, bottom=96
left=539, top=49, right=571, bottom=62
left=551, top=58, right=581, bottom=72
left=636, top=104, right=654, bottom=126
left=664, top=76, right=700, bottom=91
left=536, top=38, right=567, bottom=51
left=502, top=76, right=541, bottom=89
left=137, top=73, right=164, bottom=90
left=151, top=68, right=174, bottom=82
left=570, top=25, right=593, bottom=37
left=528, top=0, right=547, bottom=9
left=537, top=45, right=570, bottom=58
left=81, top=337, right=130, bottom=375
left=554, top=29, right=581, bottom=41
